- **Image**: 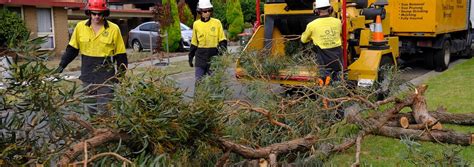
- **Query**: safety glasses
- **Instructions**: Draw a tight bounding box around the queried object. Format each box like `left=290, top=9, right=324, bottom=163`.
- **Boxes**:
left=90, top=12, right=105, bottom=17
left=199, top=9, right=212, bottom=13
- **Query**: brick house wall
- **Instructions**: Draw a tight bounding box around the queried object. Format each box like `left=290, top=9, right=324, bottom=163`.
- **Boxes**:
left=23, top=6, right=38, bottom=38
left=2, top=5, right=70, bottom=57
left=53, top=7, right=68, bottom=56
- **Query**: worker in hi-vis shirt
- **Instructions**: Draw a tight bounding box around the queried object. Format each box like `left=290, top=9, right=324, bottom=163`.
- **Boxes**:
left=188, top=0, right=227, bottom=83
left=57, top=0, right=128, bottom=115
left=301, top=0, right=343, bottom=82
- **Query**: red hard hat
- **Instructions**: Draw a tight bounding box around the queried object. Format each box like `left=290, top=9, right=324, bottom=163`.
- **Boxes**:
left=86, top=0, right=108, bottom=11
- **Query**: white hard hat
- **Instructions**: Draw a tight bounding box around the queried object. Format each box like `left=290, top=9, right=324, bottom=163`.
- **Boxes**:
left=314, top=0, right=331, bottom=9
left=198, top=0, right=213, bottom=9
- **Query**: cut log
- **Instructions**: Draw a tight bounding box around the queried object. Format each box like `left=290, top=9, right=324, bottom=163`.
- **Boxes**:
left=404, top=123, right=437, bottom=130
left=400, top=116, right=409, bottom=128
left=393, top=108, right=474, bottom=126
left=399, top=116, right=442, bottom=130
left=410, top=85, right=443, bottom=130
left=385, top=120, right=402, bottom=127
left=430, top=107, right=474, bottom=125
left=376, top=126, right=472, bottom=146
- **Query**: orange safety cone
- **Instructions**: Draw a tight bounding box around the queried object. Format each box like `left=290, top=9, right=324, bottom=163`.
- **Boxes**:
left=371, top=15, right=386, bottom=43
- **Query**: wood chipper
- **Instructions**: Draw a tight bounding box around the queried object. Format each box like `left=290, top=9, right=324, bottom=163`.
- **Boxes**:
left=235, top=0, right=400, bottom=88
left=235, top=0, right=473, bottom=87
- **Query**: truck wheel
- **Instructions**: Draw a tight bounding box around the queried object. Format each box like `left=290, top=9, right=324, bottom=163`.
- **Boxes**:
left=462, top=29, right=473, bottom=59
left=377, top=55, right=395, bottom=100
left=422, top=49, right=434, bottom=70
left=434, top=42, right=450, bottom=72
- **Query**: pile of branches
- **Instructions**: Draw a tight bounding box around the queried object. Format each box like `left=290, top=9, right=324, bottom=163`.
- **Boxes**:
left=1, top=40, right=473, bottom=166
left=238, top=42, right=318, bottom=78
left=215, top=81, right=474, bottom=166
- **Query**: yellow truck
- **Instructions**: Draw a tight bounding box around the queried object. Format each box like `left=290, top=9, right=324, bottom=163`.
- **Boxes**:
left=385, top=0, right=472, bottom=71
left=235, top=0, right=472, bottom=88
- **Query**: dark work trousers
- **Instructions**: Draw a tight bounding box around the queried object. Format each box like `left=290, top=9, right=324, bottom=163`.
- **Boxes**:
left=83, top=82, right=113, bottom=116
left=313, top=46, right=343, bottom=83
left=195, top=65, right=212, bottom=83
left=313, top=46, right=344, bottom=119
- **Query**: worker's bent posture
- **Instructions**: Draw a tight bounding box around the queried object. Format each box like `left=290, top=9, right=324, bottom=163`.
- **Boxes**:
left=188, top=0, right=227, bottom=83
left=301, top=0, right=343, bottom=82
left=57, top=0, right=128, bottom=115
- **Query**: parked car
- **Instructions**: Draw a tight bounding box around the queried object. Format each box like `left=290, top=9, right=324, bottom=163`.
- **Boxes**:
left=128, top=22, right=192, bottom=52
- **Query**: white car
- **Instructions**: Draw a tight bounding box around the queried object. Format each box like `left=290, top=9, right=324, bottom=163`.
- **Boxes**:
left=128, top=22, right=192, bottom=52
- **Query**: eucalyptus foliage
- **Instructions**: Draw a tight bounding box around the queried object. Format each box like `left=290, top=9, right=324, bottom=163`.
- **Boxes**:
left=1, top=37, right=81, bottom=166
left=0, top=35, right=433, bottom=166
left=400, top=137, right=470, bottom=166
left=238, top=42, right=318, bottom=78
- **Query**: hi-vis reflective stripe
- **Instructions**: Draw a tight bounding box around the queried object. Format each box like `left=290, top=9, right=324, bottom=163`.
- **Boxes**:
left=375, top=23, right=383, bottom=32
left=371, top=15, right=385, bottom=42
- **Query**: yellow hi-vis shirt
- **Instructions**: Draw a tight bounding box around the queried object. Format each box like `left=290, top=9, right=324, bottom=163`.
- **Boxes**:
left=69, top=20, right=126, bottom=57
left=301, top=17, right=342, bottom=49
left=191, top=18, right=226, bottom=48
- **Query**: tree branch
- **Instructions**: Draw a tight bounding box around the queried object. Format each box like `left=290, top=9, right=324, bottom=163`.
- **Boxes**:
left=71, top=152, right=133, bottom=166
left=59, top=129, right=129, bottom=166
left=215, top=150, right=230, bottom=167
left=351, top=134, right=363, bottom=167
left=64, top=114, right=95, bottom=133
left=218, top=135, right=318, bottom=159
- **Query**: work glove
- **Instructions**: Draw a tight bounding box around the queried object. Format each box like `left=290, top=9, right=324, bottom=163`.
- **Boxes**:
left=188, top=58, right=194, bottom=67
left=54, top=66, right=64, bottom=73
left=218, top=40, right=228, bottom=56
left=188, top=44, right=197, bottom=67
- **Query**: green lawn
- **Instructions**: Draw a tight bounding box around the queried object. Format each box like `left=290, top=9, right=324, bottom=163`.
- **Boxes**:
left=131, top=60, right=193, bottom=76
left=327, top=59, right=474, bottom=166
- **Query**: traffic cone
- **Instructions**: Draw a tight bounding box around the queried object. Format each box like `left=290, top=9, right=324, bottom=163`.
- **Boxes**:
left=371, top=15, right=386, bottom=43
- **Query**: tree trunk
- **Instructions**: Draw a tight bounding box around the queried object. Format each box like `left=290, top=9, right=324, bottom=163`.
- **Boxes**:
left=376, top=126, right=473, bottom=146
left=393, top=108, right=474, bottom=126
left=410, top=86, right=443, bottom=130
left=429, top=107, right=474, bottom=125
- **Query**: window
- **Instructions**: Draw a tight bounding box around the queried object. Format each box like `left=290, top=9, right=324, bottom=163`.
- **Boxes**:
left=37, top=8, right=55, bottom=50
left=6, top=6, right=23, bottom=19
left=140, top=23, right=158, bottom=31
left=109, top=5, right=124, bottom=10
left=150, top=23, right=159, bottom=32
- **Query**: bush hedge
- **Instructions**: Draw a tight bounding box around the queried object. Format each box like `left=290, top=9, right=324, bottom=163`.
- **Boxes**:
left=0, top=8, right=29, bottom=48
left=161, top=0, right=181, bottom=52
left=225, top=0, right=244, bottom=40
left=178, top=0, right=194, bottom=27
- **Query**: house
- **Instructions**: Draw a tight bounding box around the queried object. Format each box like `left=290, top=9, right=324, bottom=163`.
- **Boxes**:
left=0, top=0, right=83, bottom=56
left=0, top=0, right=161, bottom=56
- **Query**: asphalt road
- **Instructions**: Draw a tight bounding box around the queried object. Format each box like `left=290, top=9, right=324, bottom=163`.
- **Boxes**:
left=2, top=45, right=463, bottom=95
left=169, top=54, right=469, bottom=97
